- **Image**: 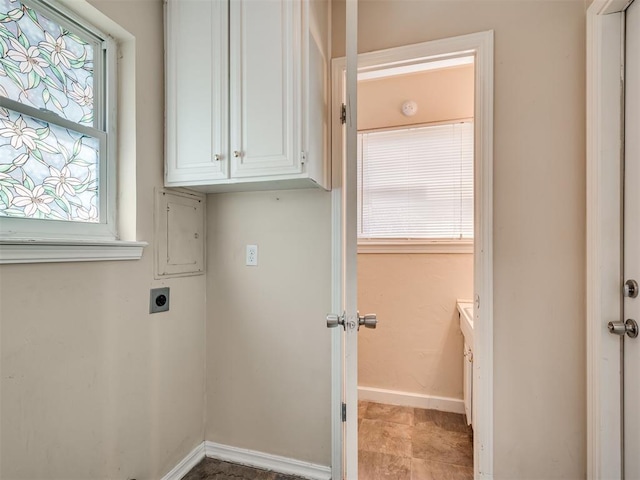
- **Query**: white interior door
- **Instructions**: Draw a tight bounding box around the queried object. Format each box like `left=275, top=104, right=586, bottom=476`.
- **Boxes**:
left=343, top=0, right=359, bottom=477
left=327, top=2, right=359, bottom=478
left=624, top=1, right=640, bottom=477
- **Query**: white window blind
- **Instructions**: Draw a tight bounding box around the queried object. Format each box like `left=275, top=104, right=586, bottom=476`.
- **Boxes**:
left=357, top=121, right=473, bottom=240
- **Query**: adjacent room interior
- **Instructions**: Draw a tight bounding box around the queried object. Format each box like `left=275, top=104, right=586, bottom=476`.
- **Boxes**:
left=355, top=58, right=476, bottom=478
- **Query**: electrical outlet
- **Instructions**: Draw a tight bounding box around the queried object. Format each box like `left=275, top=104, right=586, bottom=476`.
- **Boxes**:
left=150, top=287, right=170, bottom=313
left=246, top=244, right=258, bottom=266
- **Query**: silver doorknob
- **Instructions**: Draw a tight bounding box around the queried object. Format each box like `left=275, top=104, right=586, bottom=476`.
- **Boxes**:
left=608, top=318, right=639, bottom=338
left=359, top=313, right=377, bottom=329
left=233, top=150, right=241, bottom=158
left=327, top=313, right=345, bottom=329
left=214, top=154, right=221, bottom=161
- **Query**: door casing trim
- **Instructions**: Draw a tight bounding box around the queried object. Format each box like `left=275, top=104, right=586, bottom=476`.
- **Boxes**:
left=330, top=30, right=494, bottom=479
left=586, top=1, right=628, bottom=478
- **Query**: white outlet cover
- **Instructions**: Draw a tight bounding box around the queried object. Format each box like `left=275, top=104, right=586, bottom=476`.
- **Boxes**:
left=246, top=244, right=258, bottom=266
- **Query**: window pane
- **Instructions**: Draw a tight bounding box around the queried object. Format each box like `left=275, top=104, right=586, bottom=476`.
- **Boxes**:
left=0, top=0, right=95, bottom=126
left=0, top=108, right=99, bottom=222
left=358, top=122, right=474, bottom=240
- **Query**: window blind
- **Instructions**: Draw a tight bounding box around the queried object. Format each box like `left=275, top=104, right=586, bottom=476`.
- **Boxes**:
left=357, top=121, right=474, bottom=240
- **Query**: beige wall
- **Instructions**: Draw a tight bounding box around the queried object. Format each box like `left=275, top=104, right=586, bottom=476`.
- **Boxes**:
left=0, top=1, right=206, bottom=479
left=205, top=189, right=333, bottom=465
left=358, top=65, right=474, bottom=130
left=338, top=1, right=587, bottom=478
left=358, top=254, right=473, bottom=398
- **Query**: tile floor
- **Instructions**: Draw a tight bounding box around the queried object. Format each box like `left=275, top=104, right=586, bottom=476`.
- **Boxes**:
left=182, top=458, right=306, bottom=480
left=358, top=401, right=473, bottom=480
left=182, top=401, right=473, bottom=480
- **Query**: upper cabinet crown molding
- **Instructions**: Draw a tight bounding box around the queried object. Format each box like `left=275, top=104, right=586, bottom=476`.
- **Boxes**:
left=164, top=0, right=330, bottom=193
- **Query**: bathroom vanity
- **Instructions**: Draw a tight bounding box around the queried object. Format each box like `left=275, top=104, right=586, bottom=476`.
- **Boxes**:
left=457, top=300, right=474, bottom=426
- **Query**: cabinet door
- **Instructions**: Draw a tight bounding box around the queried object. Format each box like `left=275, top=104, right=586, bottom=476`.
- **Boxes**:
left=463, top=343, right=473, bottom=426
left=165, top=0, right=228, bottom=185
left=230, top=0, right=302, bottom=178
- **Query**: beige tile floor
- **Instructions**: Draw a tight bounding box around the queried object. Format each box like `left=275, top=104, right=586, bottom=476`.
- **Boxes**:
left=182, top=401, right=473, bottom=480
left=358, top=401, right=474, bottom=480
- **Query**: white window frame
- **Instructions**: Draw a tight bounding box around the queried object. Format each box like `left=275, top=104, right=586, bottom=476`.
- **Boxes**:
left=356, top=120, right=474, bottom=254
left=0, top=0, right=145, bottom=263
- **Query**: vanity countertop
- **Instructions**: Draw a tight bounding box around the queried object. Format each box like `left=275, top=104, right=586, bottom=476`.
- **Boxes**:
left=457, top=300, right=474, bottom=345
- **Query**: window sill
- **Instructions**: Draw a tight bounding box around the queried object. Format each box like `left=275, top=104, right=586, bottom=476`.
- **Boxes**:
left=358, top=239, right=473, bottom=254
left=0, top=239, right=148, bottom=264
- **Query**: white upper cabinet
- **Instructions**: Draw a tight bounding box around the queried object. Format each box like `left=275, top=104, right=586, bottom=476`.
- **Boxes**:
left=165, top=0, right=228, bottom=184
left=230, top=0, right=300, bottom=178
left=165, top=0, right=330, bottom=192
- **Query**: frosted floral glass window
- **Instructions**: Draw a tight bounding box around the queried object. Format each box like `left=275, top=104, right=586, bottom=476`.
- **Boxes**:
left=0, top=0, right=107, bottom=225
left=0, top=109, right=99, bottom=220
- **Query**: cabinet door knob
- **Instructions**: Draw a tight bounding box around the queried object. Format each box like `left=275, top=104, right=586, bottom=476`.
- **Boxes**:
left=214, top=154, right=221, bottom=161
left=233, top=151, right=241, bottom=158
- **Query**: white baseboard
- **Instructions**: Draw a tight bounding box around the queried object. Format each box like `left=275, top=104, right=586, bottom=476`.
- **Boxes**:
left=204, top=441, right=331, bottom=480
left=358, top=386, right=465, bottom=414
left=160, top=442, right=206, bottom=480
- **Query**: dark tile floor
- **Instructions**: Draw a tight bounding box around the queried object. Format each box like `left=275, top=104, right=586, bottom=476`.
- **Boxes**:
left=182, top=458, right=307, bottom=480
left=182, top=401, right=473, bottom=480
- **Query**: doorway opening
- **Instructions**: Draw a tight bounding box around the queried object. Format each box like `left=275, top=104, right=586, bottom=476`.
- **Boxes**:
left=332, top=32, right=493, bottom=480
left=356, top=56, right=475, bottom=478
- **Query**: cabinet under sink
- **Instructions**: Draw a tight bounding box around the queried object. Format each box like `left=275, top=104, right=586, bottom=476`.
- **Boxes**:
left=457, top=300, right=474, bottom=427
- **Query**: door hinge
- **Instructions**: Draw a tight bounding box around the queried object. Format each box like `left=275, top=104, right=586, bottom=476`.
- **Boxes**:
left=341, top=402, right=347, bottom=422
left=340, top=103, right=347, bottom=124
left=300, top=151, right=307, bottom=165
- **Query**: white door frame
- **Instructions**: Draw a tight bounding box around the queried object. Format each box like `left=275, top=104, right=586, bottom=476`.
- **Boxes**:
left=330, top=31, right=494, bottom=479
left=586, top=1, right=631, bottom=478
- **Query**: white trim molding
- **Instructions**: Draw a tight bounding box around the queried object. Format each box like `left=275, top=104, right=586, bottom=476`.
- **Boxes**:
left=0, top=239, right=147, bottom=264
left=358, top=239, right=473, bottom=254
left=160, top=443, right=206, bottom=480
left=586, top=1, right=626, bottom=478
left=204, top=442, right=332, bottom=480
left=470, top=29, right=495, bottom=480
left=358, top=386, right=465, bottom=414
left=161, top=441, right=332, bottom=480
